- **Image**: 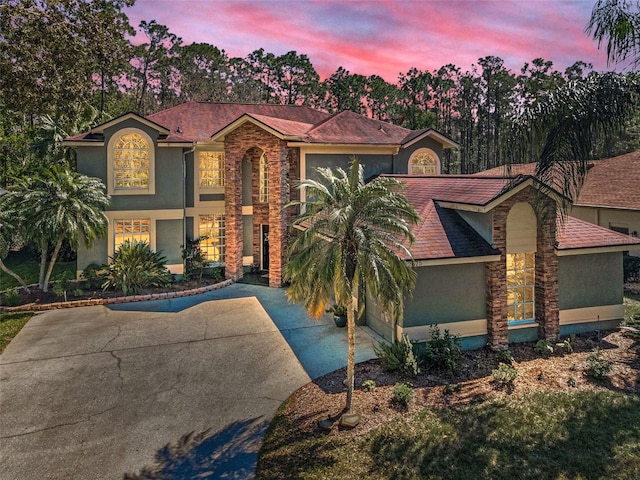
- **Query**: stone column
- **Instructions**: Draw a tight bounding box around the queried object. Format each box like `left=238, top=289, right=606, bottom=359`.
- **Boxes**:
left=536, top=200, right=559, bottom=341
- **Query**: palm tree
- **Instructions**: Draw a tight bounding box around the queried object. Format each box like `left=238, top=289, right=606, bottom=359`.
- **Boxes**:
left=587, top=0, right=640, bottom=68
left=285, top=158, right=419, bottom=417
left=0, top=203, right=30, bottom=293
left=3, top=166, right=110, bottom=292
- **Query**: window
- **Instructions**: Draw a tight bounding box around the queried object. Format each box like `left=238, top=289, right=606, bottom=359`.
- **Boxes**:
left=199, top=151, right=225, bottom=188
left=114, top=133, right=150, bottom=189
left=409, top=149, right=440, bottom=175
left=107, top=128, right=155, bottom=195
left=506, top=252, right=535, bottom=324
left=114, top=219, right=150, bottom=252
left=199, top=214, right=225, bottom=263
left=259, top=153, right=269, bottom=202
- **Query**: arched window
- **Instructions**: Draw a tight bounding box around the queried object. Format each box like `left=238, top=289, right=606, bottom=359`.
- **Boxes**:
left=259, top=153, right=269, bottom=203
left=107, top=128, right=155, bottom=195
left=409, top=149, right=440, bottom=175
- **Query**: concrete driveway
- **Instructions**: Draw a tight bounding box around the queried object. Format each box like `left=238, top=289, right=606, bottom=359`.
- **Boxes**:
left=0, top=284, right=379, bottom=479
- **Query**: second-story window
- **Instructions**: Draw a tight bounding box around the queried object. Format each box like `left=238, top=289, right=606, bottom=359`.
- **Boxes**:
left=199, top=151, right=225, bottom=188
left=259, top=152, right=269, bottom=202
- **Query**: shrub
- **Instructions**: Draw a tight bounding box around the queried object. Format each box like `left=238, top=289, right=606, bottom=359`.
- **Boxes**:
left=417, top=327, right=463, bottom=376
left=361, top=380, right=376, bottom=392
left=392, top=382, right=414, bottom=406
left=623, top=254, right=640, bottom=282
left=181, top=238, right=208, bottom=280
left=557, top=335, right=575, bottom=354
left=535, top=339, right=554, bottom=357
left=374, top=334, right=420, bottom=376
left=585, top=348, right=612, bottom=380
left=82, top=263, right=107, bottom=290
left=1, top=287, right=19, bottom=307
left=492, top=362, right=519, bottom=387
left=567, top=376, right=577, bottom=388
left=498, top=349, right=514, bottom=365
left=102, top=241, right=172, bottom=296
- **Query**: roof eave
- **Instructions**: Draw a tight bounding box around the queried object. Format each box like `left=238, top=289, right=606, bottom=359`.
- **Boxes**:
left=556, top=244, right=640, bottom=256
left=402, top=129, right=459, bottom=149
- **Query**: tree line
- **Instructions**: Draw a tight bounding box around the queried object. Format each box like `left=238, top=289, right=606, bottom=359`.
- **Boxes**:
left=1, top=0, right=639, bottom=187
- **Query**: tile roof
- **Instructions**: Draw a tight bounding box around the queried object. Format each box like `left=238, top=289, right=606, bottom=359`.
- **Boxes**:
left=557, top=215, right=640, bottom=250
left=476, top=151, right=640, bottom=210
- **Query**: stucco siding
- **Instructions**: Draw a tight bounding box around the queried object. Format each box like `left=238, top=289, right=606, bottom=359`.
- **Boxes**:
left=156, top=219, right=184, bottom=266
left=305, top=153, right=393, bottom=181
left=404, top=263, right=486, bottom=327
left=570, top=205, right=640, bottom=255
left=77, top=236, right=108, bottom=272
left=395, top=137, right=445, bottom=174
left=558, top=252, right=623, bottom=310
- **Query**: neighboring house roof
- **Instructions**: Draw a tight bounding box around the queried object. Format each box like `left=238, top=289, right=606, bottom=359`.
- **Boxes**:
left=390, top=174, right=640, bottom=262
left=557, top=215, right=640, bottom=251
left=476, top=151, right=640, bottom=211
left=65, top=101, right=458, bottom=148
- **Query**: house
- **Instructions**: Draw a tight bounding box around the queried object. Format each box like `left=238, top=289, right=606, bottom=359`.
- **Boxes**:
left=477, top=151, right=640, bottom=255
left=65, top=102, right=457, bottom=287
left=66, top=102, right=639, bottom=349
left=364, top=174, right=639, bottom=349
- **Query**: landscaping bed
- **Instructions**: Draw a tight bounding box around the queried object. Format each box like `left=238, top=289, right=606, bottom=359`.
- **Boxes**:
left=258, top=325, right=640, bottom=479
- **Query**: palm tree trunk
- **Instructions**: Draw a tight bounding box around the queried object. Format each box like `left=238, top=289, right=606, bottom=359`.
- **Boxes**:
left=38, top=238, right=48, bottom=290
left=345, top=282, right=358, bottom=413
left=0, top=257, right=31, bottom=294
left=42, top=234, right=64, bottom=293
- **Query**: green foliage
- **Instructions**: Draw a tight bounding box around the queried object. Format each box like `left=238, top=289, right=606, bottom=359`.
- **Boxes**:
left=417, top=326, right=463, bottom=376
left=535, top=339, right=554, bottom=357
left=181, top=238, right=208, bottom=280
left=361, top=380, right=376, bottom=392
left=102, top=241, right=172, bottom=296
left=567, top=376, right=577, bottom=388
left=623, top=254, right=640, bottom=283
left=1, top=287, right=20, bottom=307
left=374, top=334, right=420, bottom=377
left=557, top=334, right=576, bottom=354
left=392, top=382, right=414, bottom=407
left=492, top=362, right=519, bottom=386
left=82, top=264, right=108, bottom=290
left=497, top=349, right=514, bottom=365
left=585, top=348, right=612, bottom=380
left=52, top=271, right=72, bottom=299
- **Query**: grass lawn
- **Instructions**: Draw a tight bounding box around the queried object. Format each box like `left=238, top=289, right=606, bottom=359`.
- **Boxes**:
left=0, top=311, right=32, bottom=353
left=258, top=390, right=640, bottom=480
left=0, top=249, right=76, bottom=291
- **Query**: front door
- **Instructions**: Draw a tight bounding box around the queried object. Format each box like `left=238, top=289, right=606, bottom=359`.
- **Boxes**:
left=261, top=224, right=269, bottom=270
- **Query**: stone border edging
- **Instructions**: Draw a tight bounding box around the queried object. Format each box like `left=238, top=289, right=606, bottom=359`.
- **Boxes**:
left=0, top=279, right=234, bottom=313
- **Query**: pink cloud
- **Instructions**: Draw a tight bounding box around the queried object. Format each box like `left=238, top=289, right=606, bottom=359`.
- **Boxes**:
left=126, top=0, right=613, bottom=83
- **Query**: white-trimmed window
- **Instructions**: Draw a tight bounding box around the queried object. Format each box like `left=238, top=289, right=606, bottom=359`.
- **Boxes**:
left=506, top=252, right=535, bottom=324
left=259, top=153, right=269, bottom=202
left=199, top=151, right=225, bottom=188
left=409, top=148, right=440, bottom=175
left=107, top=128, right=155, bottom=195
left=199, top=214, right=225, bottom=263
left=114, top=219, right=150, bottom=252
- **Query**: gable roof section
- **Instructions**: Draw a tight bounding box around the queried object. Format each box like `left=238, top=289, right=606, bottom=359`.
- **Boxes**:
left=409, top=200, right=500, bottom=262
left=209, top=113, right=314, bottom=142
left=401, top=128, right=459, bottom=149
left=476, top=151, right=640, bottom=211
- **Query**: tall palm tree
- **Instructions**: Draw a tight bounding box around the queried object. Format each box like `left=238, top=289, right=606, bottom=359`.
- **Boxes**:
left=285, top=158, right=419, bottom=416
left=3, top=166, right=110, bottom=291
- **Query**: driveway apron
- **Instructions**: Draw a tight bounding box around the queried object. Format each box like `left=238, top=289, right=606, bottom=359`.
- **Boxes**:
left=0, top=284, right=378, bottom=479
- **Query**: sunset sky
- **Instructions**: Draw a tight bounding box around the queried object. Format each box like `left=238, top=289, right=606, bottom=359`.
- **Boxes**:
left=126, top=0, right=614, bottom=82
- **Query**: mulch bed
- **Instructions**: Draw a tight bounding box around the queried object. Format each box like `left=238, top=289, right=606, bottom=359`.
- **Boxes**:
left=286, top=330, right=639, bottom=437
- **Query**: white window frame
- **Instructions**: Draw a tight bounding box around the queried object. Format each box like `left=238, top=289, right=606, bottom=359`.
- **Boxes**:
left=113, top=218, right=151, bottom=253
left=409, top=148, right=440, bottom=175
left=199, top=214, right=226, bottom=264
left=198, top=151, right=225, bottom=189
left=107, top=128, right=155, bottom=195
left=259, top=152, right=269, bottom=203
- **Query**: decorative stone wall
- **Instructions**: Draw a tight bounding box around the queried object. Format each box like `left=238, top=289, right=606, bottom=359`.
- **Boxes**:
left=485, top=185, right=559, bottom=349
left=224, top=123, right=295, bottom=287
